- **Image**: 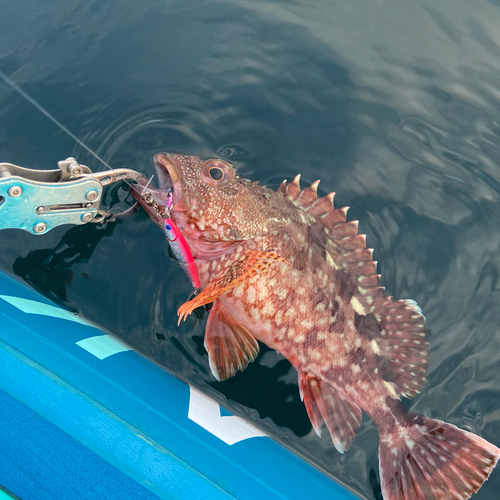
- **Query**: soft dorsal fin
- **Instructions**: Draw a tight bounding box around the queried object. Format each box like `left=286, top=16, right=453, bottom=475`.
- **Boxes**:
left=366, top=298, right=429, bottom=398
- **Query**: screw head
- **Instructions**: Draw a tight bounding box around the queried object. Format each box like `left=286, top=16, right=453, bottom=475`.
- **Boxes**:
left=37, top=206, right=45, bottom=213
left=8, top=186, right=22, bottom=197
left=34, top=223, right=47, bottom=233
left=68, top=164, right=83, bottom=177
left=86, top=190, right=98, bottom=201
left=81, top=212, right=93, bottom=223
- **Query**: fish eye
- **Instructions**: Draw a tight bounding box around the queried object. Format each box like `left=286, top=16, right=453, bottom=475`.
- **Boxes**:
left=209, top=167, right=224, bottom=181
left=201, top=159, right=233, bottom=187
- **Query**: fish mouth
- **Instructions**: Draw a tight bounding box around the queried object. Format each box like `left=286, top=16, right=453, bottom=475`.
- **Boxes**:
left=130, top=153, right=186, bottom=225
left=153, top=153, right=184, bottom=207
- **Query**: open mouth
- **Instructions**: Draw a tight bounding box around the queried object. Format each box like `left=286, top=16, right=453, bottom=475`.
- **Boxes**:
left=129, top=153, right=185, bottom=222
left=153, top=153, right=183, bottom=206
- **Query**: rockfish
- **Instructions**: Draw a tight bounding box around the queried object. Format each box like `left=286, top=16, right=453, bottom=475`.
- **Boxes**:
left=133, top=153, right=500, bottom=499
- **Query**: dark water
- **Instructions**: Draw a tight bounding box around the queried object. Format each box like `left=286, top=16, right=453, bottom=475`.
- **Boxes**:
left=1, top=1, right=500, bottom=498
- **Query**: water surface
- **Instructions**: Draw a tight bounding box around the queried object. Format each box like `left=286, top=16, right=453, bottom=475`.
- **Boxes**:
left=1, top=1, right=500, bottom=498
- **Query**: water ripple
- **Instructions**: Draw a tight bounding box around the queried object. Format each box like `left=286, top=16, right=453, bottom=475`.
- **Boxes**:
left=1, top=0, right=499, bottom=498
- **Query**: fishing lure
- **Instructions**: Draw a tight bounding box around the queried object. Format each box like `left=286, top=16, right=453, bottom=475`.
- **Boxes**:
left=162, top=192, right=200, bottom=290
left=142, top=189, right=200, bottom=291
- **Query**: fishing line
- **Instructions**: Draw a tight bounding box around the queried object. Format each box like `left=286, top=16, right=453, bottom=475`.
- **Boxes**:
left=0, top=70, right=170, bottom=204
left=0, top=69, right=148, bottom=200
left=0, top=68, right=120, bottom=174
left=141, top=174, right=155, bottom=194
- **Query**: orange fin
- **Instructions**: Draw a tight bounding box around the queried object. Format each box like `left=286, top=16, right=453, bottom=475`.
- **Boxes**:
left=204, top=301, right=259, bottom=381
left=299, top=373, right=362, bottom=454
left=178, top=250, right=285, bottom=322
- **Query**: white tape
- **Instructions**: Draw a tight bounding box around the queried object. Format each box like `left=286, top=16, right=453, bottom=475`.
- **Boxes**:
left=76, top=335, right=132, bottom=360
left=188, top=385, right=267, bottom=445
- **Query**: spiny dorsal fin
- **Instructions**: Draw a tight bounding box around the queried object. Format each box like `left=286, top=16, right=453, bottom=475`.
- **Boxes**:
left=299, top=183, right=382, bottom=312
left=278, top=178, right=429, bottom=399
left=308, top=192, right=335, bottom=217
left=281, top=175, right=320, bottom=208
left=297, top=179, right=320, bottom=208
left=285, top=174, right=301, bottom=201
left=277, top=177, right=383, bottom=311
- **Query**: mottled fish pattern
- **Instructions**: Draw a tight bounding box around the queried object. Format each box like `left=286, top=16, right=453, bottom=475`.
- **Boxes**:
left=133, top=153, right=500, bottom=500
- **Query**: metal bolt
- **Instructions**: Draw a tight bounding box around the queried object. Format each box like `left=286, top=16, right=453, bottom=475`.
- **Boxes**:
left=85, top=203, right=93, bottom=209
left=86, top=190, right=98, bottom=201
left=68, top=163, right=83, bottom=177
left=8, top=186, right=22, bottom=197
left=37, top=206, right=45, bottom=213
left=34, top=223, right=47, bottom=233
left=81, top=212, right=93, bottom=223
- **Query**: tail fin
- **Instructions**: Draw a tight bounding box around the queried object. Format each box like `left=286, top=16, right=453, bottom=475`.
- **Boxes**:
left=379, top=415, right=500, bottom=500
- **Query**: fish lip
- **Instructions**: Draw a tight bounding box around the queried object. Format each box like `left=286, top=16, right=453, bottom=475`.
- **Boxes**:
left=154, top=153, right=183, bottom=207
left=129, top=153, right=184, bottom=225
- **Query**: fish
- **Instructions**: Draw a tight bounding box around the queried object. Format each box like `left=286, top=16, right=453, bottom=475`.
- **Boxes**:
left=133, top=152, right=500, bottom=500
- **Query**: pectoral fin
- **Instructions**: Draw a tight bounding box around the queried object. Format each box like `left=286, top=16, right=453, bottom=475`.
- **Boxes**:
left=204, top=301, right=259, bottom=381
left=177, top=250, right=285, bottom=322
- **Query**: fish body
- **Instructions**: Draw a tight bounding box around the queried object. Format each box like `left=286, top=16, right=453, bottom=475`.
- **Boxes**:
left=133, top=153, right=500, bottom=499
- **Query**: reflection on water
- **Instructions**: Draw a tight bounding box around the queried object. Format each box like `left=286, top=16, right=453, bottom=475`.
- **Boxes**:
left=12, top=221, right=116, bottom=306
left=1, top=0, right=500, bottom=498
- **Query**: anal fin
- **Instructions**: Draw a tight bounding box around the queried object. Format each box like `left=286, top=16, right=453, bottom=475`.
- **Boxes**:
left=299, top=373, right=362, bottom=453
left=205, top=301, right=259, bottom=381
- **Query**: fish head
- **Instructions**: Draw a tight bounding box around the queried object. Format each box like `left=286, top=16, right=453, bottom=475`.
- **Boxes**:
left=132, top=153, right=286, bottom=246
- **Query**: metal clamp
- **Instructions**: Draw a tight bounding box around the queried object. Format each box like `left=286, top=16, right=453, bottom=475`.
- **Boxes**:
left=0, top=157, right=147, bottom=234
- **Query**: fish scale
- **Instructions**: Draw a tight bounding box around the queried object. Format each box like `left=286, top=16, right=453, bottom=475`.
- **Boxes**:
left=132, top=152, right=500, bottom=500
